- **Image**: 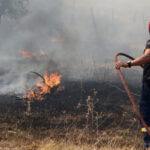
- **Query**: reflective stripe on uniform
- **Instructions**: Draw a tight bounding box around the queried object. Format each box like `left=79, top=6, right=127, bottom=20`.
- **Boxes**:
left=141, top=127, right=150, bottom=132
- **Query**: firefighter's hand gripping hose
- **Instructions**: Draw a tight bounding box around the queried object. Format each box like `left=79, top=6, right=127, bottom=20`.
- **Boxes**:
left=115, top=53, right=150, bottom=136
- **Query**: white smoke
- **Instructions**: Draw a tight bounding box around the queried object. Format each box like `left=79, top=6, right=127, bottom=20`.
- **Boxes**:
left=0, top=0, right=148, bottom=93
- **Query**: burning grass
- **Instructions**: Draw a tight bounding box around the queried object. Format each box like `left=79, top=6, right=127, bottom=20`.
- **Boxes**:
left=20, top=49, right=46, bottom=59
left=23, top=71, right=63, bottom=114
left=23, top=72, right=62, bottom=101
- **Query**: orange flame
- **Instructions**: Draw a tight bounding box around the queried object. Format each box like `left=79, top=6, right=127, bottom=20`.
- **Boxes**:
left=51, top=37, right=64, bottom=43
left=20, top=50, right=33, bottom=58
left=20, top=50, right=46, bottom=58
left=40, top=50, right=45, bottom=55
left=24, top=72, right=62, bottom=101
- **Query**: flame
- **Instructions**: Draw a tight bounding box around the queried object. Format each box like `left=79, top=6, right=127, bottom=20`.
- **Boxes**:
left=20, top=50, right=46, bottom=58
left=24, top=88, right=44, bottom=101
left=24, top=72, right=62, bottom=101
left=20, top=50, right=33, bottom=58
left=51, top=37, right=64, bottom=43
left=40, top=50, right=45, bottom=55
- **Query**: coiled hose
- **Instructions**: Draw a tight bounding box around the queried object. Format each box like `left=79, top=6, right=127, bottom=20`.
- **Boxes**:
left=115, top=52, right=150, bottom=136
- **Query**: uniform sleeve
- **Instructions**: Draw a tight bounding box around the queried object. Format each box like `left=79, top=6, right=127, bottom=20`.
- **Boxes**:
left=146, top=40, right=150, bottom=49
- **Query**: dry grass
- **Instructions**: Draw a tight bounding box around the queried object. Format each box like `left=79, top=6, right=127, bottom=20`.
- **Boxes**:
left=0, top=126, right=144, bottom=150
left=0, top=137, right=143, bottom=150
left=39, top=140, right=141, bottom=150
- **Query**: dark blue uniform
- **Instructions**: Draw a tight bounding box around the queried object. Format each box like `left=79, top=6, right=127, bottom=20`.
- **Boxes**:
left=140, top=40, right=150, bottom=148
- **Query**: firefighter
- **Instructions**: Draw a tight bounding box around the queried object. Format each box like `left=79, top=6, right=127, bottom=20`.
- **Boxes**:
left=115, top=23, right=150, bottom=150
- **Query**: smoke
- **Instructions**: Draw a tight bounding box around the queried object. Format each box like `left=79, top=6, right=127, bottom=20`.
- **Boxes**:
left=0, top=0, right=28, bottom=22
left=0, top=0, right=149, bottom=93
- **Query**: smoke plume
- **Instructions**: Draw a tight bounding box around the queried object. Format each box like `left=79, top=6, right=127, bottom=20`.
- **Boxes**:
left=0, top=0, right=149, bottom=93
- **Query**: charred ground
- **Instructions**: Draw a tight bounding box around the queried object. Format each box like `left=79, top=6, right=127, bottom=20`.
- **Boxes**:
left=0, top=80, right=143, bottom=149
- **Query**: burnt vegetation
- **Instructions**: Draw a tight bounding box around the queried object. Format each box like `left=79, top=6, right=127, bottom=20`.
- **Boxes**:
left=0, top=80, right=143, bottom=149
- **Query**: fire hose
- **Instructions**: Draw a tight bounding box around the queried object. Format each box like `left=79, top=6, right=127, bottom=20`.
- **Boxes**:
left=115, top=52, right=150, bottom=136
